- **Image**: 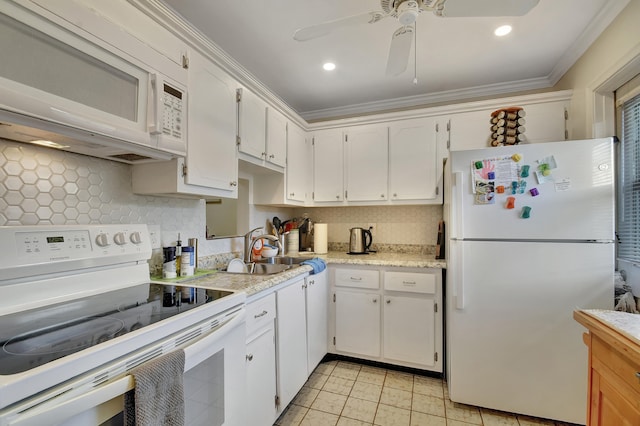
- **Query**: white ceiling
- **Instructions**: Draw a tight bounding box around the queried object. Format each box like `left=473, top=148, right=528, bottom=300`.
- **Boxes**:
left=160, top=0, right=628, bottom=121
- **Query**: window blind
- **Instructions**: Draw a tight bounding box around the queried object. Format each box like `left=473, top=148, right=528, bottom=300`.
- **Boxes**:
left=618, top=92, right=640, bottom=263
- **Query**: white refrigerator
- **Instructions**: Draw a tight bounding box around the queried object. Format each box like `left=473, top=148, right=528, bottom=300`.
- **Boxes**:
left=445, top=138, right=615, bottom=424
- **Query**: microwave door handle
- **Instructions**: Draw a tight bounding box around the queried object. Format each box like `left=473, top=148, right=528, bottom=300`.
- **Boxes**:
left=148, top=73, right=162, bottom=135
left=9, top=375, right=135, bottom=426
left=183, top=309, right=246, bottom=372
left=50, top=107, right=117, bottom=135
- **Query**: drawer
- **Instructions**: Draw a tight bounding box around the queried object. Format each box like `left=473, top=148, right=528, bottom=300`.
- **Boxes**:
left=334, top=268, right=379, bottom=289
left=592, top=334, right=640, bottom=395
left=246, top=293, right=276, bottom=337
left=384, top=271, right=437, bottom=294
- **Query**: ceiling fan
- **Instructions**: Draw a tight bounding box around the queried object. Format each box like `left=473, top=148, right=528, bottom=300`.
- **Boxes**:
left=293, top=0, right=540, bottom=77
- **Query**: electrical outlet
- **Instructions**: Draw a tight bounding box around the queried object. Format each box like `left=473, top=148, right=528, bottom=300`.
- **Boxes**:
left=148, top=225, right=161, bottom=249
left=368, top=223, right=376, bottom=233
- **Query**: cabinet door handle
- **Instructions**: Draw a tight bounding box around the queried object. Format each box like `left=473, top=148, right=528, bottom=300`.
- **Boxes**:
left=308, top=280, right=315, bottom=285
left=254, top=310, right=268, bottom=319
left=402, top=281, right=417, bottom=286
left=269, top=154, right=275, bottom=159
left=350, top=277, right=362, bottom=281
left=246, top=354, right=254, bottom=361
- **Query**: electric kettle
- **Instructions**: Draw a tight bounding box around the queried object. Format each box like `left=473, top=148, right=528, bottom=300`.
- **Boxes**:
left=349, top=227, right=372, bottom=254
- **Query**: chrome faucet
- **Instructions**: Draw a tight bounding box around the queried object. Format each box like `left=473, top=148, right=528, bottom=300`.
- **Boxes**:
left=243, top=227, right=263, bottom=262
left=246, top=234, right=283, bottom=262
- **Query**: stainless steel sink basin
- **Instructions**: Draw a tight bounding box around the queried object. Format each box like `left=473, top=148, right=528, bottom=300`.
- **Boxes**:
left=257, top=256, right=308, bottom=265
left=221, top=262, right=292, bottom=275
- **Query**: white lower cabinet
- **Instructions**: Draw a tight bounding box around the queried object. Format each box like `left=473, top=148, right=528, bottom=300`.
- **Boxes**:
left=274, top=271, right=329, bottom=414
left=330, top=265, right=443, bottom=372
left=245, top=293, right=277, bottom=426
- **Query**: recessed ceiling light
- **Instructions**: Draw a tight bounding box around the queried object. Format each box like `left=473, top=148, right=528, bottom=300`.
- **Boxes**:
left=323, top=62, right=336, bottom=71
left=495, top=25, right=512, bottom=37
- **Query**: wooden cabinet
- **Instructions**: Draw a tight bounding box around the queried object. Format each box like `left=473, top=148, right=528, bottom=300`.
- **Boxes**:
left=344, top=124, right=388, bottom=202
left=330, top=265, right=442, bottom=372
left=132, top=49, right=238, bottom=198
left=312, top=128, right=345, bottom=203
left=574, top=311, right=640, bottom=426
left=389, top=117, right=440, bottom=202
left=275, top=278, right=309, bottom=410
left=245, top=294, right=277, bottom=426
left=306, top=271, right=329, bottom=374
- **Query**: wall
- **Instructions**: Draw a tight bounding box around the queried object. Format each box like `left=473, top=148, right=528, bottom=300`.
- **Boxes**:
left=554, top=0, right=640, bottom=138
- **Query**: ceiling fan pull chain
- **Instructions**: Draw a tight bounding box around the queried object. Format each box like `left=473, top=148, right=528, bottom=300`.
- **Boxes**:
left=413, top=21, right=418, bottom=84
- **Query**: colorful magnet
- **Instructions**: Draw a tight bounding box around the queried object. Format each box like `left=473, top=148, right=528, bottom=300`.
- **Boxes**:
left=521, top=206, right=532, bottom=219
left=519, top=181, right=527, bottom=194
left=530, top=188, right=539, bottom=196
left=474, top=161, right=483, bottom=169
left=506, top=196, right=516, bottom=209
left=542, top=169, right=551, bottom=176
left=512, top=154, right=522, bottom=162
left=496, top=185, right=505, bottom=194
left=511, top=181, right=518, bottom=194
left=520, top=165, right=530, bottom=178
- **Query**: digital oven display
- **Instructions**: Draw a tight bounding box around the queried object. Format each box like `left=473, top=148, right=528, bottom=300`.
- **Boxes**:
left=46, top=236, right=64, bottom=244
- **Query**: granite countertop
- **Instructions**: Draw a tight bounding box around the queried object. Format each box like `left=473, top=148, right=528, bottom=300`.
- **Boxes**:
left=578, top=309, right=640, bottom=347
left=154, top=251, right=445, bottom=297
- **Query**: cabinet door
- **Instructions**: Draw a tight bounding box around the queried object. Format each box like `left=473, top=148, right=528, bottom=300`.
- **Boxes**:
left=237, top=87, right=267, bottom=160
left=335, top=289, right=380, bottom=357
left=276, top=279, right=308, bottom=410
left=266, top=107, right=287, bottom=167
left=448, top=110, right=493, bottom=151
left=306, top=270, right=328, bottom=374
left=246, top=328, right=277, bottom=426
left=383, top=295, right=436, bottom=367
left=345, top=125, right=388, bottom=202
left=389, top=118, right=439, bottom=201
left=590, top=369, right=640, bottom=426
left=313, top=129, right=344, bottom=202
left=186, top=50, right=238, bottom=191
left=522, top=100, right=568, bottom=143
left=287, top=124, right=310, bottom=203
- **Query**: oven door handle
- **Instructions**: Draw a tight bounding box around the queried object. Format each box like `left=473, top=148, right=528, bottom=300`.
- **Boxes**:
left=7, top=375, right=135, bottom=426
left=183, top=308, right=246, bottom=372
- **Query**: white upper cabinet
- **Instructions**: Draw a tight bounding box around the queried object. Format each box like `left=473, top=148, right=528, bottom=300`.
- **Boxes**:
left=520, top=100, right=568, bottom=142
left=345, top=124, right=389, bottom=202
left=389, top=117, right=440, bottom=202
left=448, top=109, right=493, bottom=151
left=287, top=124, right=310, bottom=203
left=313, top=128, right=345, bottom=203
left=237, top=87, right=267, bottom=161
left=184, top=50, right=238, bottom=192
left=266, top=107, right=287, bottom=168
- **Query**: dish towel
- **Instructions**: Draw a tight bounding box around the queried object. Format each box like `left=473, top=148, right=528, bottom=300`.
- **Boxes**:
left=124, top=349, right=186, bottom=426
left=301, top=257, right=327, bottom=274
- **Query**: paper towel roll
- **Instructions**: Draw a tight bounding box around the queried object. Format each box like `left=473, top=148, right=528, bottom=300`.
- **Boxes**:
left=314, top=223, right=328, bottom=254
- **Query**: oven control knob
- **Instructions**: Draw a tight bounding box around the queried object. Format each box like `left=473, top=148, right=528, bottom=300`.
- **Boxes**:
left=114, top=232, right=126, bottom=246
left=95, top=233, right=110, bottom=247
left=129, top=231, right=143, bottom=245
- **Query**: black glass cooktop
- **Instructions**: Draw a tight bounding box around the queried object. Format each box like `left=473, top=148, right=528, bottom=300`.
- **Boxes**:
left=0, top=283, right=232, bottom=375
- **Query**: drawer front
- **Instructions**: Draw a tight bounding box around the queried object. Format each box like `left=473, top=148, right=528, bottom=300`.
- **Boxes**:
left=334, top=268, right=379, bottom=289
left=592, top=335, right=640, bottom=395
left=384, top=271, right=437, bottom=294
left=246, top=293, right=276, bottom=337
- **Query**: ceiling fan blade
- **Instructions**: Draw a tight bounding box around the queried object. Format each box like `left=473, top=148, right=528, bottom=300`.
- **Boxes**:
left=293, top=11, right=386, bottom=41
left=386, top=26, right=414, bottom=77
left=437, top=0, right=539, bottom=17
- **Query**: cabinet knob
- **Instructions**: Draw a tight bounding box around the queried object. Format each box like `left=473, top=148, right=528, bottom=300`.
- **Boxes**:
left=230, top=181, right=237, bottom=187
left=393, top=193, right=398, bottom=197
left=386, top=299, right=391, bottom=304
left=261, top=152, right=267, bottom=157
left=373, top=298, right=378, bottom=303
left=246, top=354, right=254, bottom=361
left=290, top=193, right=295, bottom=197
left=336, top=195, right=340, bottom=199
left=309, top=280, right=314, bottom=285
left=269, top=154, right=275, bottom=159
left=381, top=194, right=385, bottom=198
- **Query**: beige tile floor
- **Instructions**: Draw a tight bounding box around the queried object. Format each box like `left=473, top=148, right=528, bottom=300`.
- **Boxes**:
left=274, top=360, right=578, bottom=426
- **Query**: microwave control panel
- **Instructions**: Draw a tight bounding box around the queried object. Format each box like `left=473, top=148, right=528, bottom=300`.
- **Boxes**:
left=161, top=83, right=184, bottom=140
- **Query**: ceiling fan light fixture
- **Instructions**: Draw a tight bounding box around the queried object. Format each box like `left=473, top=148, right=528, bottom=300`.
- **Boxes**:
left=397, top=1, right=420, bottom=26
left=323, top=62, right=336, bottom=71
left=494, top=25, right=512, bottom=37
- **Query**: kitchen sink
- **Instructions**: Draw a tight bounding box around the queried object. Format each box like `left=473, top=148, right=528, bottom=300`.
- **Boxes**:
left=221, top=262, right=292, bottom=275
left=257, top=256, right=308, bottom=265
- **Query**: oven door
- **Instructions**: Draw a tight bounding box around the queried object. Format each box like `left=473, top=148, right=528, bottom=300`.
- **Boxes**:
left=2, top=308, right=247, bottom=426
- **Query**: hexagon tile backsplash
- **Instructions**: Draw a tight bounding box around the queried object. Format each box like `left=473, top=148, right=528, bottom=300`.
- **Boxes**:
left=0, top=139, right=204, bottom=244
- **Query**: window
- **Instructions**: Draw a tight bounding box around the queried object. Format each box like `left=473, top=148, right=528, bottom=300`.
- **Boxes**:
left=616, top=74, right=640, bottom=263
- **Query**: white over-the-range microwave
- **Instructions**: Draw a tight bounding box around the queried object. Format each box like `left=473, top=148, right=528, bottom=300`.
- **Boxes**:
left=0, top=0, right=187, bottom=164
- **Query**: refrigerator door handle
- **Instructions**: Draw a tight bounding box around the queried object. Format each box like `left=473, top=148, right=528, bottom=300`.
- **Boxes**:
left=452, top=172, right=464, bottom=239
left=451, top=239, right=465, bottom=309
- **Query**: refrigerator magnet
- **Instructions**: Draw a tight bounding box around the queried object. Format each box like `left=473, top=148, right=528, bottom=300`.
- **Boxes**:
left=521, top=206, right=532, bottom=219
